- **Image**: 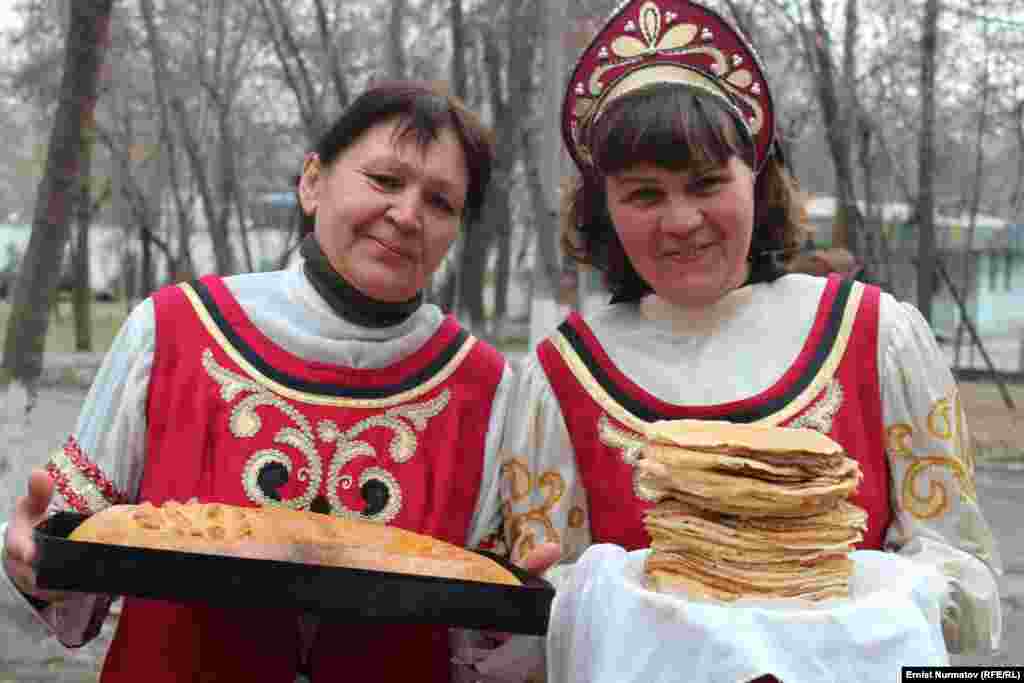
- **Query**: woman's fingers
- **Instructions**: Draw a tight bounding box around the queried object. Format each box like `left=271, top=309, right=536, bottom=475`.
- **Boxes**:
left=25, top=469, right=55, bottom=519
left=3, top=469, right=64, bottom=605
left=482, top=543, right=563, bottom=646
left=518, top=542, right=561, bottom=576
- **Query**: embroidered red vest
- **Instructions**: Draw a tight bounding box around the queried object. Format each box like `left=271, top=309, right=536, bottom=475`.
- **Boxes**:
left=537, top=276, right=891, bottom=553
left=95, top=275, right=505, bottom=682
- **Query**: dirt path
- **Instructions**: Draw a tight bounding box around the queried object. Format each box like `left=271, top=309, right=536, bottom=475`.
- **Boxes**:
left=960, top=382, right=1023, bottom=458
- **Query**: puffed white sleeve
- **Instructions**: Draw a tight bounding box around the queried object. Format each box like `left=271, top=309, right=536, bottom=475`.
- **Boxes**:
left=878, top=293, right=1002, bottom=655
left=451, top=352, right=591, bottom=683
left=0, top=298, right=156, bottom=647
left=498, top=352, right=592, bottom=569
left=465, top=362, right=515, bottom=553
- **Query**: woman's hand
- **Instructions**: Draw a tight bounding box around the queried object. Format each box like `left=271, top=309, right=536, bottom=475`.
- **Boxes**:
left=519, top=542, right=561, bottom=576
left=3, top=469, right=68, bottom=606
left=483, top=542, right=561, bottom=647
left=450, top=543, right=562, bottom=681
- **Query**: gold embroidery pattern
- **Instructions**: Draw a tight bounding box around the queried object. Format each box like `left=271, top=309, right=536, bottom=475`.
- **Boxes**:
left=597, top=414, right=659, bottom=501
left=568, top=507, right=586, bottom=529
left=927, top=397, right=953, bottom=440
left=203, top=349, right=450, bottom=522
left=549, top=282, right=865, bottom=429
left=886, top=424, right=914, bottom=457
left=786, top=380, right=844, bottom=434
left=317, top=391, right=450, bottom=523
left=181, top=282, right=476, bottom=408
left=902, top=457, right=952, bottom=519
left=892, top=390, right=978, bottom=520
left=500, top=458, right=565, bottom=561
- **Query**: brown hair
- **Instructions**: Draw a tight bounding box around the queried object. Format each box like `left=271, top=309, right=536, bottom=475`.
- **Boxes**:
left=563, top=83, right=808, bottom=302
left=297, top=80, right=496, bottom=236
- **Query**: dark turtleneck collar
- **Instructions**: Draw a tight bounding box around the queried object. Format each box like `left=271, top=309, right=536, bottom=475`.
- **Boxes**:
left=300, top=234, right=423, bottom=328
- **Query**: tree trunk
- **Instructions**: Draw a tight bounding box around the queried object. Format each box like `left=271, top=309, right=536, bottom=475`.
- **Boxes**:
left=450, top=0, right=467, bottom=100
left=916, top=0, right=940, bottom=322
left=140, top=0, right=194, bottom=281
left=436, top=0, right=468, bottom=313
left=493, top=177, right=513, bottom=337
left=71, top=129, right=99, bottom=353
left=954, top=28, right=991, bottom=367
left=171, top=97, right=237, bottom=275
left=458, top=219, right=492, bottom=330
left=1, top=0, right=114, bottom=387
left=858, top=125, right=894, bottom=291
left=388, top=0, right=407, bottom=80
left=1011, top=99, right=1024, bottom=220
left=529, top=0, right=567, bottom=347
left=806, top=0, right=864, bottom=258
left=469, top=0, right=540, bottom=336
left=95, top=124, right=178, bottom=290
left=258, top=0, right=328, bottom=143
left=522, top=125, right=562, bottom=296
left=312, top=0, right=348, bottom=112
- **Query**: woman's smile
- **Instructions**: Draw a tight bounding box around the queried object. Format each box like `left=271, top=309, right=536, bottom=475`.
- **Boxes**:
left=367, top=234, right=419, bottom=262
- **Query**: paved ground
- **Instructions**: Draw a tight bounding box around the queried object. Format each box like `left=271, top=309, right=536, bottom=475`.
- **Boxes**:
left=1, top=381, right=1021, bottom=679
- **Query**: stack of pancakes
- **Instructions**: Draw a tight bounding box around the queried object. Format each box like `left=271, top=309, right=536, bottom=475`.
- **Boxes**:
left=638, top=419, right=867, bottom=602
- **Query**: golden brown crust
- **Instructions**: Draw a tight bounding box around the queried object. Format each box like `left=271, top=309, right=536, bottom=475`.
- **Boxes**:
left=69, top=501, right=521, bottom=586
left=644, top=419, right=845, bottom=456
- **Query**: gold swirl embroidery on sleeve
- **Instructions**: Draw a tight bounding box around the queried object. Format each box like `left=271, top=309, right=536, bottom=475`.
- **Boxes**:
left=886, top=424, right=914, bottom=457
left=927, top=397, right=953, bottom=440
left=891, top=391, right=978, bottom=519
left=955, top=391, right=977, bottom=478
left=568, top=506, right=586, bottom=529
left=902, top=455, right=952, bottom=519
left=500, top=458, right=565, bottom=561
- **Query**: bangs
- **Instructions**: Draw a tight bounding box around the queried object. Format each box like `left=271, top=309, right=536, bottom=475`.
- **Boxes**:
left=390, top=96, right=452, bottom=150
left=587, top=83, right=754, bottom=176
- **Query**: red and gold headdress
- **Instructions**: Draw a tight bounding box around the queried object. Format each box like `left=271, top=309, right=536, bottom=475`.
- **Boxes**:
left=562, top=0, right=776, bottom=174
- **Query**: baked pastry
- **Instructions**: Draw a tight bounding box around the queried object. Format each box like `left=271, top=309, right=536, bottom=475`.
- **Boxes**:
left=69, top=500, right=521, bottom=586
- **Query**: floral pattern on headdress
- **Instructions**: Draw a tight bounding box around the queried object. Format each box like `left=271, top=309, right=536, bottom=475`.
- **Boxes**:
left=562, top=0, right=776, bottom=174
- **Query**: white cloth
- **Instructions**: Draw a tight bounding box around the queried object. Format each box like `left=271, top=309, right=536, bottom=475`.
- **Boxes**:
left=547, top=545, right=949, bottom=683
left=496, top=274, right=1001, bottom=662
left=1, top=260, right=514, bottom=647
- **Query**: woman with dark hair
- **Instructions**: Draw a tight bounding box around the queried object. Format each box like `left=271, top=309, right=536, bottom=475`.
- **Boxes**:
left=482, top=0, right=1000, bottom=680
left=2, top=81, right=523, bottom=681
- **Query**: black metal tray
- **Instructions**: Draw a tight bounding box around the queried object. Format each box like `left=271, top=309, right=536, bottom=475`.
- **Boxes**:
left=34, top=511, right=553, bottom=635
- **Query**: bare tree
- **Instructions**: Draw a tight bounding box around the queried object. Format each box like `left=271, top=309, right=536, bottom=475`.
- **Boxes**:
left=139, top=0, right=194, bottom=281
left=804, top=0, right=866, bottom=259
left=458, top=0, right=541, bottom=333
left=917, top=0, right=941, bottom=322
left=313, top=0, right=349, bottom=111
left=256, top=0, right=332, bottom=143
left=2, top=0, right=116, bottom=389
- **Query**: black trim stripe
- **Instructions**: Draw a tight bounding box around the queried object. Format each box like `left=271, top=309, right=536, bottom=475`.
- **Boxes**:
left=557, top=278, right=855, bottom=423
left=189, top=279, right=470, bottom=400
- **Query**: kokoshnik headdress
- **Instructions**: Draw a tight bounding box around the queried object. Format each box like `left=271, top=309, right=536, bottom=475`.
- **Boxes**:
left=562, top=0, right=777, bottom=176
